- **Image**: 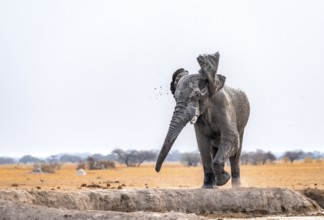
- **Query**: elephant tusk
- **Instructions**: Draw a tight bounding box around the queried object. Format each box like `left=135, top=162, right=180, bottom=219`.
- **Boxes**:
left=190, top=108, right=200, bottom=125
left=190, top=116, right=198, bottom=124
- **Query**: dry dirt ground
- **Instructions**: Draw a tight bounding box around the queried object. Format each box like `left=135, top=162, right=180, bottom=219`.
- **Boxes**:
left=0, top=162, right=324, bottom=219
left=1, top=162, right=324, bottom=191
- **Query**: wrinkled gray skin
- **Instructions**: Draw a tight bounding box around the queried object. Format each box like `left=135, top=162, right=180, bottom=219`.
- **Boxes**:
left=155, top=52, right=250, bottom=188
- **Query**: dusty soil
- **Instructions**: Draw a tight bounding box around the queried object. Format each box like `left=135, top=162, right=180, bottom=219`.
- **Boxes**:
left=1, top=162, right=324, bottom=191
left=0, top=188, right=323, bottom=220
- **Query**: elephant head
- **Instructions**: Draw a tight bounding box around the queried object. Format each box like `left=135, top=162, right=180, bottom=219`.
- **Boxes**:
left=155, top=52, right=226, bottom=172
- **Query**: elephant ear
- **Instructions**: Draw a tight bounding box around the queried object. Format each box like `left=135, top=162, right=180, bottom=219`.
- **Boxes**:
left=170, top=68, right=188, bottom=95
left=197, top=52, right=226, bottom=95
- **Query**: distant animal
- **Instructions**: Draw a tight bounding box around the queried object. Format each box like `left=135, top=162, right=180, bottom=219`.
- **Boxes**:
left=155, top=52, right=250, bottom=188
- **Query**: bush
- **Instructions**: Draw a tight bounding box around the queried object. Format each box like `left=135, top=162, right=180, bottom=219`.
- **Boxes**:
left=304, top=157, right=313, bottom=164
left=282, top=157, right=289, bottom=164
left=32, top=163, right=62, bottom=173
left=87, top=157, right=115, bottom=170
left=76, top=162, right=86, bottom=170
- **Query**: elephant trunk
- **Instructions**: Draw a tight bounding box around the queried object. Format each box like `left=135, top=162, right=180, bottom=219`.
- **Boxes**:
left=155, top=103, right=192, bottom=172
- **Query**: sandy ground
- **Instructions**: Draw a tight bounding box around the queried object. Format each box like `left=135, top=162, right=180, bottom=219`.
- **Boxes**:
left=0, top=162, right=323, bottom=191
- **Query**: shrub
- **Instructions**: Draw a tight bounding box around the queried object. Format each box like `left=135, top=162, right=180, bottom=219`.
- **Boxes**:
left=282, top=157, right=289, bottom=164
left=32, top=163, right=62, bottom=173
left=76, top=162, right=86, bottom=170
left=86, top=157, right=115, bottom=170
left=304, top=157, right=313, bottom=164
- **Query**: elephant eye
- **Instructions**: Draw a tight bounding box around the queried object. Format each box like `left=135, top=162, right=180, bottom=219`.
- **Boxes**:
left=198, top=80, right=208, bottom=90
left=190, top=90, right=200, bottom=101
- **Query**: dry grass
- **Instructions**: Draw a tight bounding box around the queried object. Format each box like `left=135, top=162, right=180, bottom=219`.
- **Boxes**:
left=0, top=162, right=323, bottom=191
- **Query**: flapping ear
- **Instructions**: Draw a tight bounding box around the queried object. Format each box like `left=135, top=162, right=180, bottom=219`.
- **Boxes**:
left=170, top=68, right=188, bottom=95
left=197, top=52, right=225, bottom=95
left=215, top=74, right=226, bottom=92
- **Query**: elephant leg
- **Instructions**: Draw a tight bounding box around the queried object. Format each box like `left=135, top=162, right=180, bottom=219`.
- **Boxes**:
left=229, top=147, right=241, bottom=187
left=212, top=132, right=239, bottom=186
left=212, top=146, right=230, bottom=186
left=194, top=126, right=215, bottom=189
left=229, top=131, right=243, bottom=188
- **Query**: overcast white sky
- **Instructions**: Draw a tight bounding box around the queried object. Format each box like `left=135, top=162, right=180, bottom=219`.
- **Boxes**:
left=1, top=0, right=324, bottom=157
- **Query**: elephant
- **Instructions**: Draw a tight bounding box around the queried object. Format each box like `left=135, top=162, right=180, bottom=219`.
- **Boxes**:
left=155, top=52, right=250, bottom=188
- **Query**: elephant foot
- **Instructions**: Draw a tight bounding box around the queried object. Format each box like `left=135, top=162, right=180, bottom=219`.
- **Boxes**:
left=231, top=178, right=241, bottom=188
left=215, top=171, right=230, bottom=186
left=202, top=171, right=216, bottom=189
left=202, top=184, right=217, bottom=189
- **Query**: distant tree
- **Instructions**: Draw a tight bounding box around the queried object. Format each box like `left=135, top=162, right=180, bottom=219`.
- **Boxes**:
left=19, top=155, right=41, bottom=164
left=240, top=150, right=276, bottom=165
left=126, top=150, right=139, bottom=166
left=249, top=150, right=266, bottom=165
left=112, top=149, right=157, bottom=167
left=105, top=153, right=118, bottom=161
left=91, top=154, right=107, bottom=161
left=240, top=151, right=249, bottom=165
left=303, top=151, right=314, bottom=159
left=265, top=151, right=276, bottom=163
left=59, top=154, right=82, bottom=163
left=283, top=150, right=304, bottom=163
left=165, top=150, right=182, bottom=162
left=113, top=149, right=137, bottom=167
left=46, top=155, right=60, bottom=164
left=181, top=151, right=200, bottom=166
left=0, top=157, right=16, bottom=164
left=313, top=151, right=323, bottom=160
left=136, top=150, right=157, bottom=166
